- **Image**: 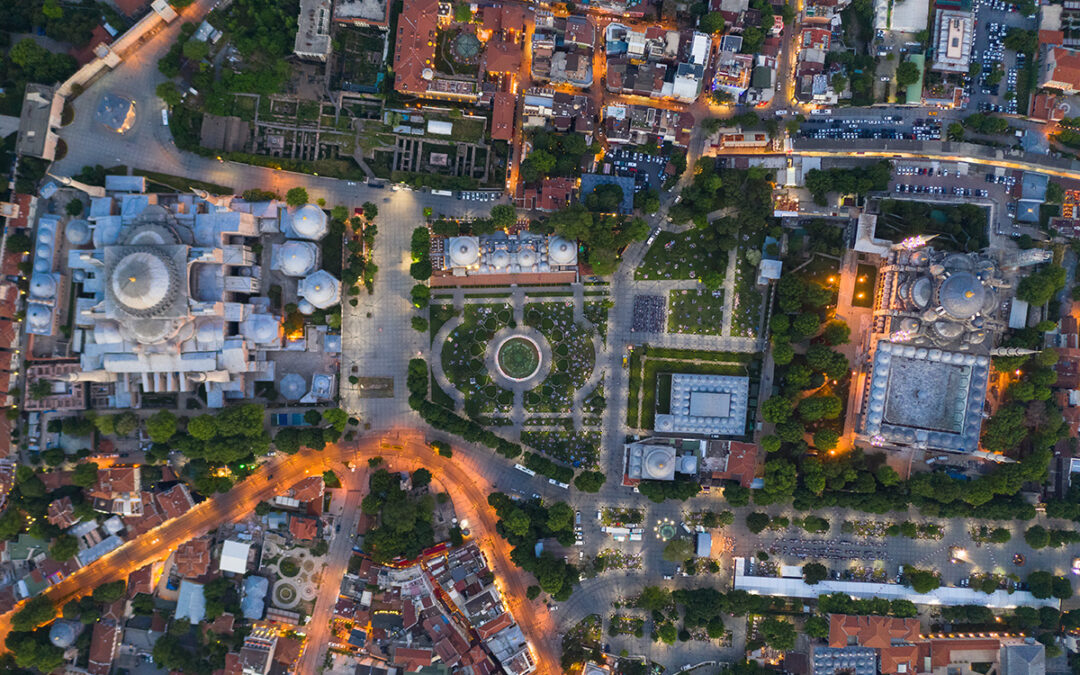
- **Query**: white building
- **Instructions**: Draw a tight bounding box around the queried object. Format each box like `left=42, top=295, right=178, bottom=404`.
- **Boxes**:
left=62, top=190, right=282, bottom=408
left=932, top=9, right=974, bottom=73
left=443, top=232, right=577, bottom=276
left=219, top=540, right=252, bottom=574
left=294, top=0, right=333, bottom=60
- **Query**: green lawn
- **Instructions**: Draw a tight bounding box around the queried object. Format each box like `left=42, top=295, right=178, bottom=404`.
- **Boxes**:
left=667, top=288, right=725, bottom=335
left=440, top=304, right=514, bottom=414
left=520, top=429, right=601, bottom=467
left=636, top=230, right=726, bottom=281
left=523, top=302, right=596, bottom=413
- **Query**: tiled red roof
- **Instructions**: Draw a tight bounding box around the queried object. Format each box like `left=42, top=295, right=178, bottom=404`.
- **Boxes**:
left=491, top=92, right=516, bottom=142
left=829, top=614, right=920, bottom=651
left=88, top=620, right=121, bottom=675
left=173, top=537, right=212, bottom=579
left=392, top=0, right=440, bottom=94
left=69, top=25, right=114, bottom=66
left=394, top=646, right=433, bottom=671
left=47, top=497, right=78, bottom=528
left=209, top=613, right=235, bottom=635
left=38, top=470, right=74, bottom=491
left=286, top=476, right=324, bottom=503
left=539, top=177, right=575, bottom=212
left=155, top=484, right=194, bottom=520
left=289, top=514, right=318, bottom=541
left=928, top=639, right=1001, bottom=668
left=477, top=611, right=514, bottom=639
left=123, top=492, right=164, bottom=536
left=485, top=40, right=521, bottom=73
left=93, top=467, right=140, bottom=496
left=128, top=563, right=154, bottom=596
left=712, top=441, right=759, bottom=488
left=273, top=636, right=303, bottom=666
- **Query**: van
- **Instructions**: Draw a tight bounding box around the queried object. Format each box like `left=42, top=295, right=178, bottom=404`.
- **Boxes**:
left=161, top=109, right=169, bottom=126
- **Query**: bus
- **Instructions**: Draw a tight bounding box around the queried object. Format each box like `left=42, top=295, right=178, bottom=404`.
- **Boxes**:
left=514, top=463, right=537, bottom=477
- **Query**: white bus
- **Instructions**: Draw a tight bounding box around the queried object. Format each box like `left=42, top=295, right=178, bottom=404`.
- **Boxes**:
left=514, top=463, right=536, bottom=477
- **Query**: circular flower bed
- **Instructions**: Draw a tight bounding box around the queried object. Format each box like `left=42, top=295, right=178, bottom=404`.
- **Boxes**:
left=279, top=558, right=300, bottom=578
left=497, top=336, right=541, bottom=380
left=275, top=584, right=297, bottom=605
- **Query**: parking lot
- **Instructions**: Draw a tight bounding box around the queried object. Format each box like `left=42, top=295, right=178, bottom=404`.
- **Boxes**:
left=603, top=147, right=668, bottom=193
left=969, top=0, right=1037, bottom=114
left=881, top=160, right=1044, bottom=240
left=800, top=114, right=941, bottom=141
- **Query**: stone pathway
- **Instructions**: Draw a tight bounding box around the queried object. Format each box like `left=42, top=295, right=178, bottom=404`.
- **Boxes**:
left=430, top=314, right=465, bottom=412
left=721, top=248, right=738, bottom=337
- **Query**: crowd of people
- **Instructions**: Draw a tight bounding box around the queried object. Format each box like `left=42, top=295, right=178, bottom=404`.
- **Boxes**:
left=631, top=294, right=665, bottom=333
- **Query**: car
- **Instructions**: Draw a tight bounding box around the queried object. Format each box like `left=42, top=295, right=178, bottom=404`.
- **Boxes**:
left=880, top=76, right=891, bottom=82
left=336, top=524, right=341, bottom=533
left=532, top=493, right=542, bottom=500
left=596, top=510, right=602, bottom=520
left=575, top=511, right=581, bottom=525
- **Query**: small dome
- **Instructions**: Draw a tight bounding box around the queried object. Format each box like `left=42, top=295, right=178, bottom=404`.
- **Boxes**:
left=291, top=205, right=328, bottom=240
left=27, top=303, right=51, bottom=330
left=448, top=237, right=480, bottom=267
left=517, top=249, right=537, bottom=268
left=279, top=373, right=307, bottom=401
left=36, top=244, right=50, bottom=259
left=933, top=321, right=964, bottom=341
left=939, top=272, right=986, bottom=320
left=65, top=219, right=92, bottom=246
left=298, top=299, right=315, bottom=315
left=49, top=620, right=79, bottom=649
left=30, top=274, right=56, bottom=299
left=298, top=270, right=340, bottom=309
left=243, top=314, right=280, bottom=344
left=490, top=250, right=510, bottom=269
left=548, top=236, right=576, bottom=265
left=277, top=241, right=317, bottom=277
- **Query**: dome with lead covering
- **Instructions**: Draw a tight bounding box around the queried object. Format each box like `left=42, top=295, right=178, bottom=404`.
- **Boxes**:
left=939, top=272, right=985, bottom=320
left=298, top=270, right=341, bottom=309
left=243, top=314, right=280, bottom=344
left=448, top=237, right=480, bottom=267
left=643, top=446, right=676, bottom=480
left=110, top=249, right=179, bottom=316
left=278, top=241, right=317, bottom=277
left=30, top=274, right=56, bottom=299
left=491, top=250, right=510, bottom=269
left=27, top=303, right=51, bottom=330
left=65, top=219, right=91, bottom=245
left=548, top=237, right=576, bottom=265
left=291, top=205, right=328, bottom=240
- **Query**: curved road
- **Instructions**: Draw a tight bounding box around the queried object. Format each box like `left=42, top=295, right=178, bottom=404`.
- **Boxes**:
left=0, top=429, right=559, bottom=675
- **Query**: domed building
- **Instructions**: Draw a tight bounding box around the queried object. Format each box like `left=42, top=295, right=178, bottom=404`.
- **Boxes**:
left=439, top=231, right=578, bottom=278
left=62, top=188, right=272, bottom=408
left=858, top=242, right=1009, bottom=456
left=26, top=214, right=61, bottom=337
left=285, top=204, right=329, bottom=241
left=298, top=269, right=341, bottom=310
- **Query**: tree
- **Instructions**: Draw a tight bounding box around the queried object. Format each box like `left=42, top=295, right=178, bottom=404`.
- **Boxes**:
left=547, top=502, right=574, bottom=532
left=490, top=204, right=517, bottom=229
left=896, top=60, right=921, bottom=87
left=286, top=187, right=309, bottom=207
left=761, top=396, right=794, bottom=424
left=93, top=580, right=126, bottom=604
left=700, top=11, right=725, bottom=33
left=662, top=538, right=695, bottom=562
left=453, top=1, right=472, bottom=21
left=255, top=501, right=271, bottom=516
left=573, top=471, right=605, bottom=492
left=805, top=615, right=829, bottom=638
left=65, top=199, right=84, bottom=217
left=904, top=566, right=940, bottom=593
left=812, top=428, right=839, bottom=451
left=132, top=593, right=155, bottom=615
left=146, top=410, right=177, bottom=443
left=803, top=562, right=828, bottom=585
left=758, top=616, right=796, bottom=651
left=412, top=468, right=432, bottom=488
left=1025, top=525, right=1050, bottom=549
left=831, top=73, right=848, bottom=93
left=762, top=436, right=782, bottom=453
left=49, top=533, right=79, bottom=562
left=362, top=201, right=378, bottom=220
left=822, top=320, right=850, bottom=346
left=71, top=462, right=100, bottom=488
left=181, top=38, right=209, bottom=61
left=184, top=415, right=215, bottom=441
left=28, top=379, right=52, bottom=400
left=1028, top=571, right=1055, bottom=599
left=410, top=284, right=431, bottom=309
left=1047, top=182, right=1065, bottom=205
left=1017, top=265, right=1067, bottom=306
left=410, top=259, right=432, bottom=281
left=113, top=411, right=138, bottom=436
left=11, top=596, right=55, bottom=632
left=746, top=512, right=771, bottom=534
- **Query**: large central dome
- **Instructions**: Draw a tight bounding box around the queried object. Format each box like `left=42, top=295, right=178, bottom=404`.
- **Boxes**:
left=939, top=272, right=986, bottom=320
left=110, top=249, right=178, bottom=315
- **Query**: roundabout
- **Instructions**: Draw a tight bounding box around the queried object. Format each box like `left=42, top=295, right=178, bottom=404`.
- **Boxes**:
left=496, top=336, right=542, bottom=381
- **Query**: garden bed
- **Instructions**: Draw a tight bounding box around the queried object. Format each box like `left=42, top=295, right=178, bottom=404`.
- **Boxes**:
left=440, top=304, right=514, bottom=414
left=523, top=302, right=596, bottom=413
left=520, top=429, right=601, bottom=466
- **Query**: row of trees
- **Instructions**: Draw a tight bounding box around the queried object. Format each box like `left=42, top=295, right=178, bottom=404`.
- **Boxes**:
left=489, top=492, right=579, bottom=600
left=803, top=161, right=891, bottom=206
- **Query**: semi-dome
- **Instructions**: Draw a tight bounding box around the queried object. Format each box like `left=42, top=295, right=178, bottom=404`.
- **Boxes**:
left=911, top=277, right=932, bottom=308
left=932, top=321, right=964, bottom=341
left=65, top=219, right=91, bottom=246
left=939, top=272, right=985, bottom=320
left=30, top=274, right=56, bottom=299
left=110, top=249, right=178, bottom=315
left=548, top=237, right=576, bottom=265
left=27, top=304, right=51, bottom=330
left=448, top=237, right=480, bottom=267
left=291, top=205, right=328, bottom=240
left=298, top=270, right=341, bottom=309
left=277, top=241, right=317, bottom=277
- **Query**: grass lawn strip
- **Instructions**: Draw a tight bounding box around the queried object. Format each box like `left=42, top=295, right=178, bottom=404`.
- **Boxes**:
left=520, top=429, right=602, bottom=466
